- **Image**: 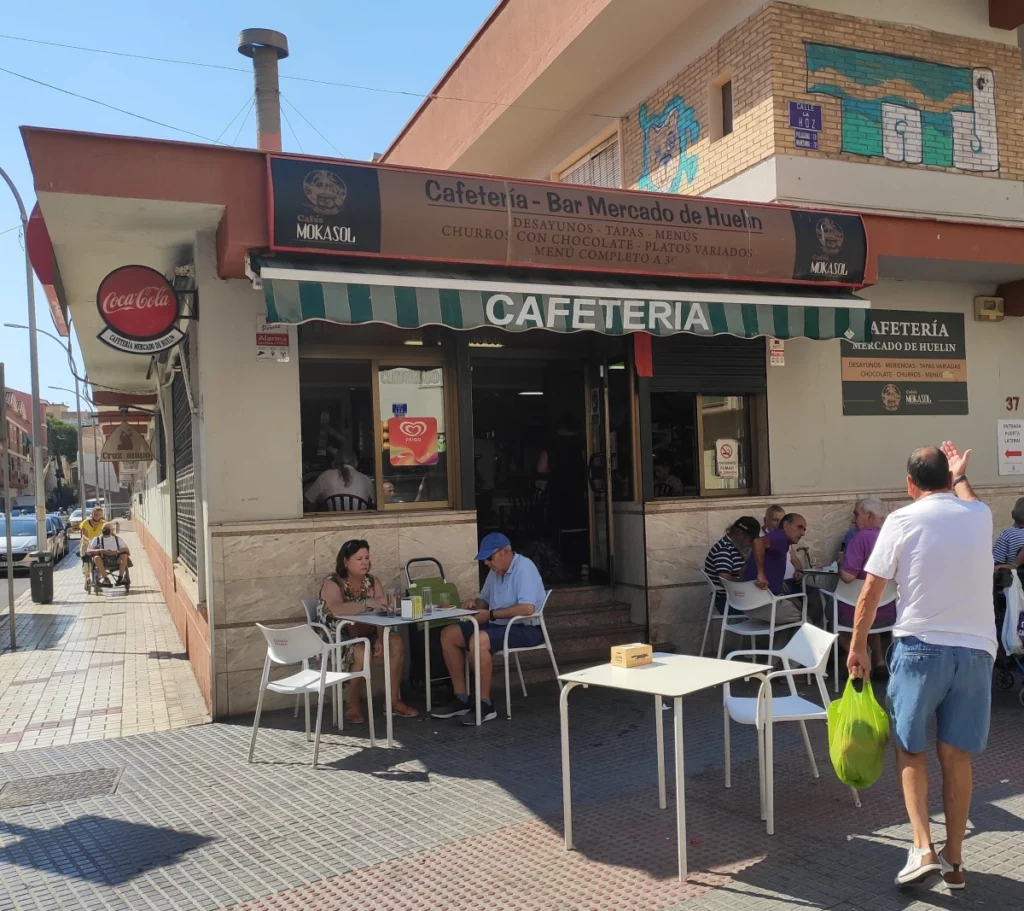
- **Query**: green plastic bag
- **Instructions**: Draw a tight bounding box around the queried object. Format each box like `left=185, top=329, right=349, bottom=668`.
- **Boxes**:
left=827, top=678, right=890, bottom=789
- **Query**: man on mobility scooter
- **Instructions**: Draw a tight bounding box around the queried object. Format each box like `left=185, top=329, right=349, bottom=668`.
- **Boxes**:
left=86, top=523, right=132, bottom=592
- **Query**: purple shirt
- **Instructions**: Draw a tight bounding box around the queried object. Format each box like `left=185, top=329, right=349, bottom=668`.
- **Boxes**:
left=743, top=528, right=791, bottom=594
left=840, top=526, right=895, bottom=613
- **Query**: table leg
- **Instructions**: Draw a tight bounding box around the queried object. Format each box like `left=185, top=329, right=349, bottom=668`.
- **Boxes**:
left=763, top=679, right=774, bottom=836
left=383, top=626, right=394, bottom=749
left=560, top=681, right=580, bottom=850
left=674, top=696, right=687, bottom=881
left=424, top=620, right=432, bottom=714
left=468, top=616, right=481, bottom=726
left=655, top=694, right=666, bottom=810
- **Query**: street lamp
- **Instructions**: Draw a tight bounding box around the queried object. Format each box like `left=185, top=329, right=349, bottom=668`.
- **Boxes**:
left=0, top=167, right=45, bottom=545
left=5, top=323, right=87, bottom=514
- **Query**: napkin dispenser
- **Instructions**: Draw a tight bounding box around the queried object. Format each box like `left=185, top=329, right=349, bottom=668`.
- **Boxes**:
left=610, top=643, right=653, bottom=668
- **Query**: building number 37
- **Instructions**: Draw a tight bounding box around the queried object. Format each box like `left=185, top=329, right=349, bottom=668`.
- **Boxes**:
left=1007, top=396, right=1020, bottom=411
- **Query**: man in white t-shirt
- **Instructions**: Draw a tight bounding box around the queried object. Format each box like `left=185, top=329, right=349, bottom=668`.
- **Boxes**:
left=87, top=524, right=131, bottom=586
left=849, top=441, right=996, bottom=891
left=303, top=448, right=375, bottom=510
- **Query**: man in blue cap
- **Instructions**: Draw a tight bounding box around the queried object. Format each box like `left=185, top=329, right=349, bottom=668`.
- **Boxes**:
left=431, top=532, right=547, bottom=723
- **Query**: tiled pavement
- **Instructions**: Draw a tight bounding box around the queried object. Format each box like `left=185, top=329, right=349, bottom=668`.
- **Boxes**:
left=0, top=527, right=210, bottom=752
left=0, top=665, right=1020, bottom=910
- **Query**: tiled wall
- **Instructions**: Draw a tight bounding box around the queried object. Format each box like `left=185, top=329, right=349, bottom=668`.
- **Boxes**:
left=210, top=510, right=480, bottom=717
left=645, top=485, right=1024, bottom=652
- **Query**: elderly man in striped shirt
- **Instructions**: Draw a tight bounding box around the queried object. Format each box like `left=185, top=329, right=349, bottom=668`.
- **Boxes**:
left=993, top=496, right=1024, bottom=570
left=704, top=516, right=761, bottom=582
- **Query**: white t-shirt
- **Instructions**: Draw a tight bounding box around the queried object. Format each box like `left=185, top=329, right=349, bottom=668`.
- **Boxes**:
left=88, top=534, right=125, bottom=554
left=864, top=492, right=997, bottom=658
left=303, top=467, right=375, bottom=508
left=760, top=527, right=796, bottom=580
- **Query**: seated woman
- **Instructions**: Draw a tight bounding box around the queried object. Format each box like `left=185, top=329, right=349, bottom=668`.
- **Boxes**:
left=317, top=539, right=418, bottom=722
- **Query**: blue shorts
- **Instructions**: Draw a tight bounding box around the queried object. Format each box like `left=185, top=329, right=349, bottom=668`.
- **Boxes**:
left=886, top=636, right=994, bottom=754
left=457, top=620, right=544, bottom=652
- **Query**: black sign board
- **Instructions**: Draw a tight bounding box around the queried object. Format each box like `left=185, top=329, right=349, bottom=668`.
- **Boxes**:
left=841, top=310, right=967, bottom=415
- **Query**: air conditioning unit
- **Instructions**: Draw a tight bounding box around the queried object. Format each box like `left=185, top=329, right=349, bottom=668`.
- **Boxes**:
left=974, top=296, right=1004, bottom=321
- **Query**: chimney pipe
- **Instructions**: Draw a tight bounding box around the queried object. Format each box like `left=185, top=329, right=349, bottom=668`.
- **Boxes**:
left=237, top=28, right=289, bottom=151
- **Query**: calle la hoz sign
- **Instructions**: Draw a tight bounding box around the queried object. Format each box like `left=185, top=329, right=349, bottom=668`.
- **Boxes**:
left=96, top=265, right=185, bottom=354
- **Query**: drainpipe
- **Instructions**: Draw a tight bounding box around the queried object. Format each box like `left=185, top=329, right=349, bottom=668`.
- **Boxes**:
left=237, top=29, right=289, bottom=152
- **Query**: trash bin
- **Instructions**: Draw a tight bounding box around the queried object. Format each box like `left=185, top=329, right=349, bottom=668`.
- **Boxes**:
left=29, top=551, right=54, bottom=604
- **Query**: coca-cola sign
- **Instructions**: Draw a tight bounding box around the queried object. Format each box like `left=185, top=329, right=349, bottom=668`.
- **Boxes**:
left=95, top=265, right=184, bottom=354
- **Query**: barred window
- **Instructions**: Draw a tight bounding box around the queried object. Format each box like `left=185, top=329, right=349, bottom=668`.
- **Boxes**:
left=171, top=341, right=197, bottom=574
left=559, top=137, right=620, bottom=189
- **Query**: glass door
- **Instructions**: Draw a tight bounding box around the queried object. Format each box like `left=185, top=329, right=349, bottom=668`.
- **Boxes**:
left=585, top=362, right=614, bottom=584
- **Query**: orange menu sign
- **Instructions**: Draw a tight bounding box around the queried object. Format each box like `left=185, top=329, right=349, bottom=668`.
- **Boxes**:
left=388, top=417, right=439, bottom=466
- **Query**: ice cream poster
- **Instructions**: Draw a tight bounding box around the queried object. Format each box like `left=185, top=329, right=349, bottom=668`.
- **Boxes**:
left=388, top=417, right=439, bottom=466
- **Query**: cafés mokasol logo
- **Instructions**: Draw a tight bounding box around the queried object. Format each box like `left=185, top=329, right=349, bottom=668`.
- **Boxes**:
left=303, top=169, right=347, bottom=216
left=881, top=384, right=902, bottom=412
left=96, top=265, right=184, bottom=354
left=809, top=217, right=848, bottom=278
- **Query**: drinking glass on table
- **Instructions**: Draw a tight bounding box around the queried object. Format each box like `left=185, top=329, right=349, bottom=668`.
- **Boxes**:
left=385, top=588, right=398, bottom=617
left=421, top=586, right=433, bottom=617
left=439, top=590, right=451, bottom=610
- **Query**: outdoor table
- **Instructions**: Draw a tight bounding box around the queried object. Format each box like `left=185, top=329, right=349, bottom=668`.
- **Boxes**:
left=348, top=607, right=482, bottom=747
left=559, top=653, right=772, bottom=881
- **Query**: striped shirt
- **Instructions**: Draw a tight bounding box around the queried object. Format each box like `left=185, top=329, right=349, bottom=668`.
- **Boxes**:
left=705, top=535, right=744, bottom=580
left=993, top=526, right=1024, bottom=564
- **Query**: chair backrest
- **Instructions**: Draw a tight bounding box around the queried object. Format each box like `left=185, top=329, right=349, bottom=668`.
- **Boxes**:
left=408, top=575, right=460, bottom=608
left=523, top=590, right=551, bottom=626
left=722, top=579, right=774, bottom=612
left=779, top=622, right=836, bottom=674
left=833, top=576, right=898, bottom=608
left=703, top=570, right=725, bottom=594
left=300, top=597, right=319, bottom=625
left=323, top=493, right=370, bottom=512
left=256, top=623, right=324, bottom=665
left=405, top=557, right=445, bottom=588
left=653, top=481, right=673, bottom=498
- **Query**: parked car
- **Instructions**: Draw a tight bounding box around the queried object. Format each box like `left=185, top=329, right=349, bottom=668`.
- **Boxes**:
left=0, top=515, right=61, bottom=573
left=69, top=508, right=83, bottom=531
left=46, top=515, right=68, bottom=559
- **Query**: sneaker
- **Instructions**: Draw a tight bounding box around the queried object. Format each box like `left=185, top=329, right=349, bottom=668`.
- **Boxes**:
left=430, top=697, right=471, bottom=719
left=939, top=850, right=966, bottom=890
left=460, top=700, right=498, bottom=724
left=895, top=846, right=941, bottom=886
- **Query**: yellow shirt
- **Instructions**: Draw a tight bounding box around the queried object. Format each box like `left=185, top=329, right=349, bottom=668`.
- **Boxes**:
left=79, top=518, right=106, bottom=543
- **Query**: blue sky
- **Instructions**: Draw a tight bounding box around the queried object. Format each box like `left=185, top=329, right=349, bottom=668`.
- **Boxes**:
left=0, top=0, right=491, bottom=407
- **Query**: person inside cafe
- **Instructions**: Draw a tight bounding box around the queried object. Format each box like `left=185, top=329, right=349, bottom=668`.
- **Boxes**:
left=743, top=513, right=807, bottom=623
left=317, top=539, right=418, bottom=722
left=993, top=496, right=1024, bottom=570
left=761, top=504, right=802, bottom=588
left=431, top=533, right=546, bottom=725
left=653, top=450, right=685, bottom=497
left=704, top=516, right=761, bottom=582
left=78, top=505, right=106, bottom=591
left=87, top=523, right=131, bottom=587
left=836, top=496, right=895, bottom=681
left=304, top=446, right=375, bottom=511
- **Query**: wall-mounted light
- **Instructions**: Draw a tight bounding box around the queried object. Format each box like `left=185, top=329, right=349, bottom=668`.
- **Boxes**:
left=518, top=391, right=544, bottom=396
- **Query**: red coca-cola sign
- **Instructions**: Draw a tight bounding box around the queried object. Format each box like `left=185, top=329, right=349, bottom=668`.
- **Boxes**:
left=95, top=265, right=184, bottom=354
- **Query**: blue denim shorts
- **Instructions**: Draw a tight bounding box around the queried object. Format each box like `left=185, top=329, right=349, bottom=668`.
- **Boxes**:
left=458, top=620, right=544, bottom=652
left=886, top=636, right=994, bottom=754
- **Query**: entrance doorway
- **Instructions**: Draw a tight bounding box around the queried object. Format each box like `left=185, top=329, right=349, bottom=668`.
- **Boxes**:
left=472, top=356, right=601, bottom=585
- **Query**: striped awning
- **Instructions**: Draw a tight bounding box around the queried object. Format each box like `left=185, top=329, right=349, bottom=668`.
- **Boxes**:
left=254, top=259, right=870, bottom=341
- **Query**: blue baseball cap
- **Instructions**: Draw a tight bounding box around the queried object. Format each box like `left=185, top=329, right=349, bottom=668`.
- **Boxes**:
left=474, top=532, right=511, bottom=561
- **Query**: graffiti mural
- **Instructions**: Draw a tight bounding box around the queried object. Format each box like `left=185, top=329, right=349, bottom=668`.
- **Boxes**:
left=805, top=43, right=999, bottom=172
left=637, top=97, right=701, bottom=193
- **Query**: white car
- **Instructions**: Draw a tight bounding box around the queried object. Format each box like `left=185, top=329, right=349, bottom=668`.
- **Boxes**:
left=0, top=516, right=43, bottom=573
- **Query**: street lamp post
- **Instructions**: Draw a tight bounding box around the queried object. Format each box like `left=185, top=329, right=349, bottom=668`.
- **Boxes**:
left=0, top=166, right=45, bottom=546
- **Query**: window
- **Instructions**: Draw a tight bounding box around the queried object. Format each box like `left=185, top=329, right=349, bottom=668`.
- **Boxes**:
left=699, top=395, right=751, bottom=492
left=721, top=80, right=734, bottom=137
left=559, top=135, right=621, bottom=188
left=298, top=349, right=453, bottom=511
left=171, top=344, right=197, bottom=574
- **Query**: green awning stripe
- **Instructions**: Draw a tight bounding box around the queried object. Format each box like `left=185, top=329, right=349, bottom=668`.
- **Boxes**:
left=259, top=273, right=868, bottom=342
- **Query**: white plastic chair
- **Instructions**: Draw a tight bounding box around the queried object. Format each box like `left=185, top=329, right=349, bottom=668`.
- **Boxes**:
left=498, top=590, right=559, bottom=720
left=723, top=623, right=860, bottom=835
left=718, top=580, right=807, bottom=659
left=249, top=623, right=375, bottom=769
left=700, top=571, right=728, bottom=657
left=819, top=578, right=898, bottom=692
left=297, top=597, right=353, bottom=726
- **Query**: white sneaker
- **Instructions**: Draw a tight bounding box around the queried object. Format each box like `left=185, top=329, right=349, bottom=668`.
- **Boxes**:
left=895, top=845, right=940, bottom=886
left=939, top=850, right=966, bottom=890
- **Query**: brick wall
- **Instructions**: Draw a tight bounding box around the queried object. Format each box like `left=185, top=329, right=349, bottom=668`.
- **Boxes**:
left=620, top=2, right=1024, bottom=194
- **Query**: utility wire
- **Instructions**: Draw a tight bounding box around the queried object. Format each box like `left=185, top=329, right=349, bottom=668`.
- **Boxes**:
left=213, top=95, right=255, bottom=145
left=0, top=224, right=21, bottom=237
left=0, top=65, right=224, bottom=143
left=0, top=32, right=620, bottom=120
left=282, top=95, right=343, bottom=157
left=230, top=98, right=255, bottom=147
left=280, top=104, right=304, bottom=154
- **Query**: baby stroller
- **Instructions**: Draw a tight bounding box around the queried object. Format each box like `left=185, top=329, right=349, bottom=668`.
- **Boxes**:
left=993, top=568, right=1024, bottom=707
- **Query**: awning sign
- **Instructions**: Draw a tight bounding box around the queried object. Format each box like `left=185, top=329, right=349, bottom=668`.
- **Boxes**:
left=96, top=265, right=184, bottom=354
left=268, top=156, right=867, bottom=287
left=101, top=422, right=154, bottom=463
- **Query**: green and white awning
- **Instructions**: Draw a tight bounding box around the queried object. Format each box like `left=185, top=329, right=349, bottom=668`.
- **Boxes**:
left=255, top=260, right=870, bottom=341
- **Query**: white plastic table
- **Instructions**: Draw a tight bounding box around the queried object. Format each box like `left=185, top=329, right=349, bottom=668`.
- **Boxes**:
left=349, top=608, right=481, bottom=746
left=558, top=654, right=771, bottom=881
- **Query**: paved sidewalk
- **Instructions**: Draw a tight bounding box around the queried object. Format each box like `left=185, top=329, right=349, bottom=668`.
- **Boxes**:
left=0, top=672, right=1020, bottom=910
left=0, top=528, right=210, bottom=752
